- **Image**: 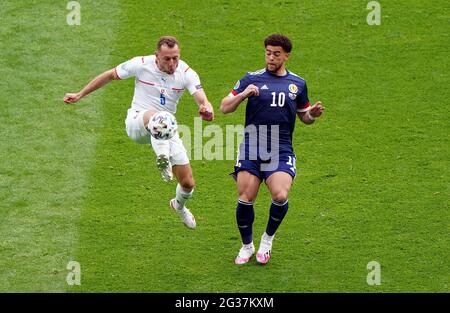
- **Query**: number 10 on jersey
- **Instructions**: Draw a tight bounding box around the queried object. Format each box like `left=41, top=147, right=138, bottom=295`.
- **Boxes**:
left=270, top=92, right=285, bottom=107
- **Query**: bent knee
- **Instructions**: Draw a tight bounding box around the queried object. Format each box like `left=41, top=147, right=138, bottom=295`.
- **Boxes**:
left=271, top=191, right=288, bottom=204
left=180, top=178, right=195, bottom=192
left=238, top=193, right=257, bottom=203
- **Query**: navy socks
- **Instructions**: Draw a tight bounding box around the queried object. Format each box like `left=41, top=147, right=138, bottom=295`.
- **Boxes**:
left=236, top=199, right=255, bottom=244
left=266, top=199, right=289, bottom=236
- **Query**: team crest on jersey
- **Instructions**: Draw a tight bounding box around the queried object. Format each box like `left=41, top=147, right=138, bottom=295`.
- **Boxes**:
left=289, top=93, right=297, bottom=100
left=289, top=84, right=298, bottom=93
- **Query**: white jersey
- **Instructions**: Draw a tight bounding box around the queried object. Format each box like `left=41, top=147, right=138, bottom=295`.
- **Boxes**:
left=115, top=55, right=202, bottom=114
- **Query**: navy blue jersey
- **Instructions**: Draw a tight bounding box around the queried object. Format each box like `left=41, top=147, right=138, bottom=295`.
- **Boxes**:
left=231, top=68, right=310, bottom=158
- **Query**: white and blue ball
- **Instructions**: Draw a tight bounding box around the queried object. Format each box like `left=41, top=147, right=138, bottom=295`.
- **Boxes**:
left=148, top=111, right=178, bottom=140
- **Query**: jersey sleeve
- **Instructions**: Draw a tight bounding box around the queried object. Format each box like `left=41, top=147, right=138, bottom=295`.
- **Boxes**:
left=184, top=68, right=203, bottom=95
left=229, top=74, right=251, bottom=97
left=296, top=82, right=311, bottom=112
left=115, top=57, right=142, bottom=80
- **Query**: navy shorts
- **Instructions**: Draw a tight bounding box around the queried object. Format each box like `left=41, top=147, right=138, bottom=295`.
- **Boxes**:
left=231, top=152, right=297, bottom=181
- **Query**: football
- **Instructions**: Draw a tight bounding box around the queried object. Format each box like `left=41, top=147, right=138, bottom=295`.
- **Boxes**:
left=148, top=111, right=178, bottom=140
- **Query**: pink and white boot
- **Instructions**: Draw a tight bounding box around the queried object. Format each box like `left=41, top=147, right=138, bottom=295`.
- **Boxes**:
left=234, top=243, right=255, bottom=265
left=256, top=233, right=274, bottom=265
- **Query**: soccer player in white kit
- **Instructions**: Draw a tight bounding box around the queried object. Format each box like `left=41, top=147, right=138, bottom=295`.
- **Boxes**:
left=63, top=36, right=214, bottom=229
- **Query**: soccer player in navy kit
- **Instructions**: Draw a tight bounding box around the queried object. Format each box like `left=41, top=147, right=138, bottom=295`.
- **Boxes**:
left=220, top=34, right=324, bottom=264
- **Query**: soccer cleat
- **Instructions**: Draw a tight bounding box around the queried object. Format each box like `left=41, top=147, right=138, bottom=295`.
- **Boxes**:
left=235, top=243, right=255, bottom=265
left=256, top=236, right=273, bottom=265
left=170, top=199, right=196, bottom=229
left=156, top=154, right=173, bottom=182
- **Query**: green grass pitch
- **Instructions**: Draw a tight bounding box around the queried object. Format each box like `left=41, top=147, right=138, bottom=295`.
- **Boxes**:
left=0, top=0, right=448, bottom=292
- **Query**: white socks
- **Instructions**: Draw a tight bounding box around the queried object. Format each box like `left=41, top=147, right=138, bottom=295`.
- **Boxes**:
left=175, top=183, right=194, bottom=211
left=150, top=135, right=170, bottom=157
left=262, top=232, right=274, bottom=243
left=243, top=242, right=255, bottom=250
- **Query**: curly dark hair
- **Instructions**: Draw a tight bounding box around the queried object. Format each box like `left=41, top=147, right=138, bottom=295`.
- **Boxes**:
left=264, top=34, right=292, bottom=53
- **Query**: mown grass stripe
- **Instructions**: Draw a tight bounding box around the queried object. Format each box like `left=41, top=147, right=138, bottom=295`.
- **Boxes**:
left=0, top=1, right=119, bottom=292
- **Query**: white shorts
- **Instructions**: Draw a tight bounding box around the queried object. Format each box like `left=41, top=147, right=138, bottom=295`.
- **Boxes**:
left=125, top=109, right=189, bottom=166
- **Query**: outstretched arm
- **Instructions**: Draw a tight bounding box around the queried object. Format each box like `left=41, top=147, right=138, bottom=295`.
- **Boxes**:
left=193, top=89, right=215, bottom=121
left=63, top=68, right=119, bottom=103
left=298, top=101, right=325, bottom=124
left=220, top=84, right=259, bottom=114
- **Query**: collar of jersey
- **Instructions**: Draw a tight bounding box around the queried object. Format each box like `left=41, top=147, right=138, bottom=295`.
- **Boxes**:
left=266, top=69, right=289, bottom=78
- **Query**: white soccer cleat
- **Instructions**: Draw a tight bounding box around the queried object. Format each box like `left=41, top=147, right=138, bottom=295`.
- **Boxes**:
left=256, top=235, right=273, bottom=265
left=235, top=243, right=255, bottom=265
left=156, top=154, right=173, bottom=182
left=170, top=199, right=196, bottom=229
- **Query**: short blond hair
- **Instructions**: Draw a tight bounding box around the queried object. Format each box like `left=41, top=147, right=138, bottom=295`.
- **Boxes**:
left=157, top=36, right=179, bottom=50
